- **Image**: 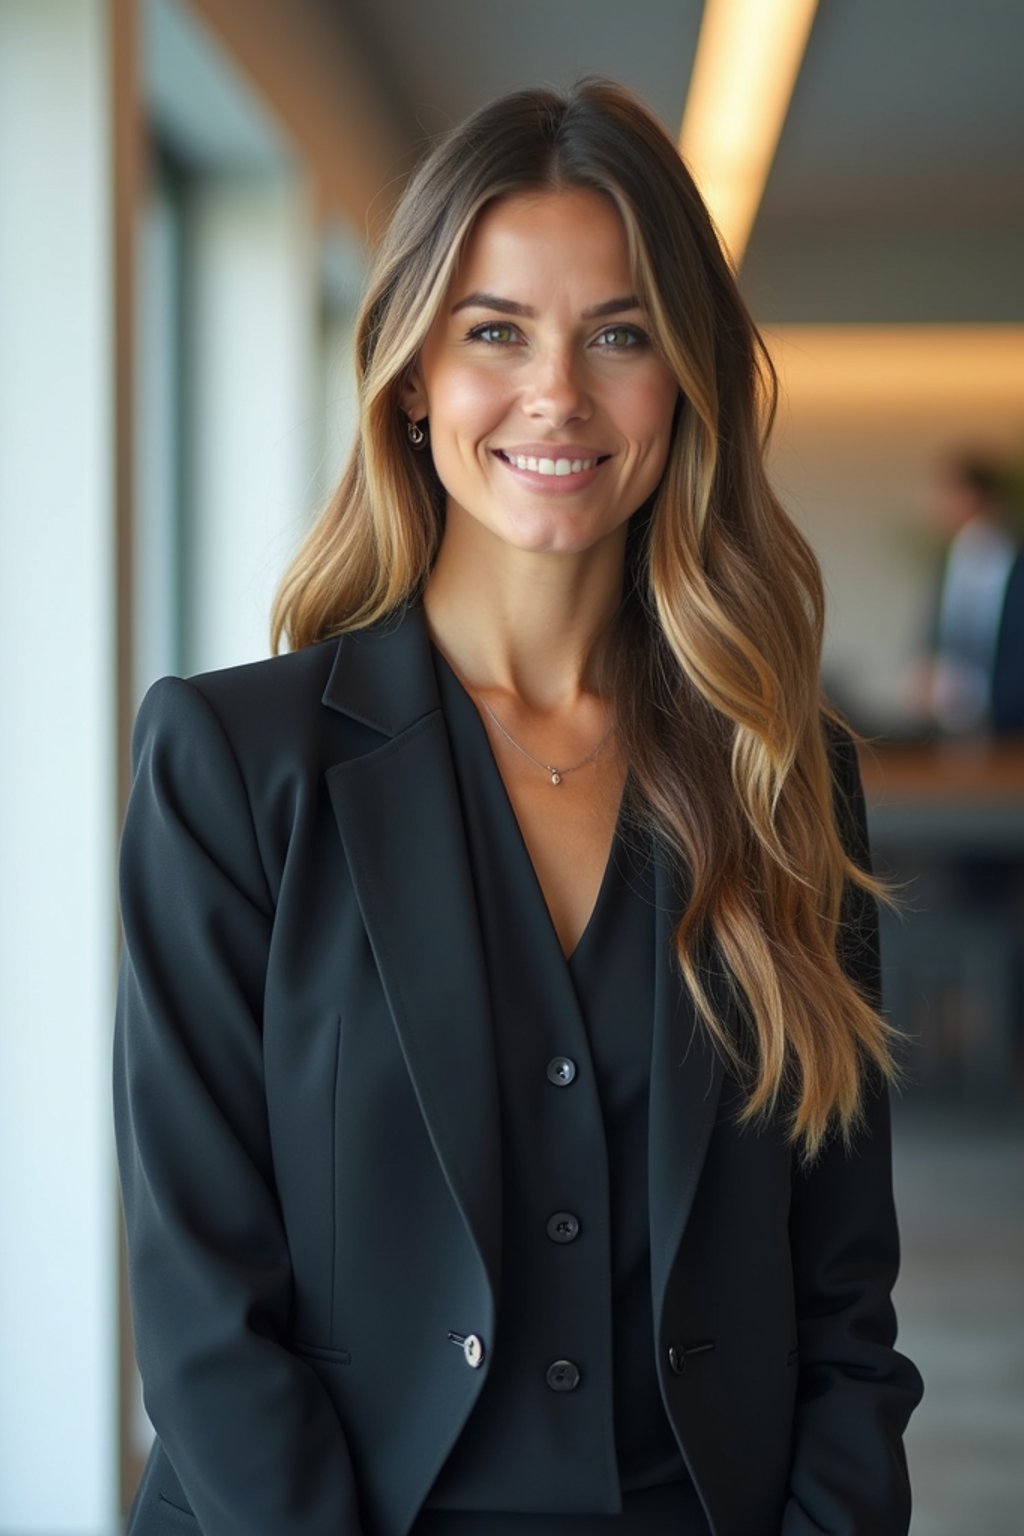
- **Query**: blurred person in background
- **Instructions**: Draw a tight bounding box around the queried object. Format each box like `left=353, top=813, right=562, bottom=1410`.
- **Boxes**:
left=113, top=78, right=924, bottom=1536
left=909, top=452, right=1024, bottom=737
left=905, top=451, right=1024, bottom=1088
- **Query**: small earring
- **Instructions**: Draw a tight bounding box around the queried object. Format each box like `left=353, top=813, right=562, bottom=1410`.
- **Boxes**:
left=406, top=416, right=428, bottom=450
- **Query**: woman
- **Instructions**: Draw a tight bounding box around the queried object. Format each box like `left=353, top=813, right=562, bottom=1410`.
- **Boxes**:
left=114, top=79, right=924, bottom=1536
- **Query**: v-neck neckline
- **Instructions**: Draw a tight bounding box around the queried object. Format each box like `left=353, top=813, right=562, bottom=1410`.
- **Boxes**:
left=430, top=640, right=629, bottom=967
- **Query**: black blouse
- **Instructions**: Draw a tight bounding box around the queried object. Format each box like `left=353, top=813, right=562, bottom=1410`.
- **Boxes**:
left=409, top=644, right=711, bottom=1536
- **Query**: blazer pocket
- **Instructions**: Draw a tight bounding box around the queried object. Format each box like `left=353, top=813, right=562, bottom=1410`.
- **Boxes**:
left=292, top=1339, right=352, bottom=1366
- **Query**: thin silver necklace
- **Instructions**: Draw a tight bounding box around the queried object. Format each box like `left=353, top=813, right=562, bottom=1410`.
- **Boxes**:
left=432, top=638, right=617, bottom=786
left=477, top=694, right=616, bottom=786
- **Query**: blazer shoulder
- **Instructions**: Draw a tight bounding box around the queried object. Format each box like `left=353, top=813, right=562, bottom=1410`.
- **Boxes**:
left=129, top=639, right=347, bottom=806
left=184, top=637, right=341, bottom=731
left=136, top=637, right=337, bottom=749
left=817, top=711, right=874, bottom=874
left=820, top=710, right=857, bottom=768
left=819, top=711, right=862, bottom=804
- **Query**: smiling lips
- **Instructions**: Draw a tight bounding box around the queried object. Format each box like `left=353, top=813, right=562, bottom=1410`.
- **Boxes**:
left=494, top=447, right=611, bottom=481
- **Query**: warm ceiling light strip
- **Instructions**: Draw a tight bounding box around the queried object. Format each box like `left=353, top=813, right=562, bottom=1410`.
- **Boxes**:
left=764, top=326, right=1024, bottom=405
left=679, top=0, right=819, bottom=267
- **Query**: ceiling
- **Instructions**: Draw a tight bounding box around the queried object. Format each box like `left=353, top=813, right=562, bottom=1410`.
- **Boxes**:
left=343, top=0, right=1024, bottom=322
left=149, top=0, right=1024, bottom=323
left=341, top=0, right=705, bottom=146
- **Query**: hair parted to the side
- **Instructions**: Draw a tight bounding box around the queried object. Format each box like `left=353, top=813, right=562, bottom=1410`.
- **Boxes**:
left=271, top=77, right=908, bottom=1168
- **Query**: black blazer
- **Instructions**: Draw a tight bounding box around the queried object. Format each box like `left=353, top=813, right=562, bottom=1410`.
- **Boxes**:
left=114, top=596, right=924, bottom=1536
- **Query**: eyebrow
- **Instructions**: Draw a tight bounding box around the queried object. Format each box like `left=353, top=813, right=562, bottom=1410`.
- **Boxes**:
left=449, top=291, right=642, bottom=320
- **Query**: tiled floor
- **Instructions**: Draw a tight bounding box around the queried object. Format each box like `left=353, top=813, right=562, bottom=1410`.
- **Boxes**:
left=890, top=1103, right=1024, bottom=1536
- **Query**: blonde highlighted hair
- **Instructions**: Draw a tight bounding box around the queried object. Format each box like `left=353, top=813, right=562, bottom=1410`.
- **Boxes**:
left=272, top=78, right=907, bottom=1166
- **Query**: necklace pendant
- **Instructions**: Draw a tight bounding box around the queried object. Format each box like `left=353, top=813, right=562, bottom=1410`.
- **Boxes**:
left=550, top=769, right=561, bottom=785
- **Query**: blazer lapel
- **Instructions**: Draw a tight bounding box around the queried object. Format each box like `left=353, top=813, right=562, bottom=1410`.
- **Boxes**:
left=648, top=844, right=725, bottom=1328
left=320, top=596, right=726, bottom=1337
left=322, top=600, right=503, bottom=1303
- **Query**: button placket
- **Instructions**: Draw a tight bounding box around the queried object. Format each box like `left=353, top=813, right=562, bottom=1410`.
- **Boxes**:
left=542, top=1058, right=584, bottom=1386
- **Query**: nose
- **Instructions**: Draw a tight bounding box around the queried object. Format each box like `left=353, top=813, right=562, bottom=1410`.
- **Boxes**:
left=521, top=343, right=592, bottom=428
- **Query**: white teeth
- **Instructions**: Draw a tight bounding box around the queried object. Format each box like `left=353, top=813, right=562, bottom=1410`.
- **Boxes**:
left=503, top=453, right=599, bottom=475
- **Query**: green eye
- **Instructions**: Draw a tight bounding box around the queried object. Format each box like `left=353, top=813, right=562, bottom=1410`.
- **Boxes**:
left=468, top=323, right=518, bottom=344
left=596, top=326, right=646, bottom=348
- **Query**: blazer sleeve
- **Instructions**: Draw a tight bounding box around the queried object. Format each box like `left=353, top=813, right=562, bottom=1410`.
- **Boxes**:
left=113, top=676, right=366, bottom=1535
left=780, top=724, right=925, bottom=1536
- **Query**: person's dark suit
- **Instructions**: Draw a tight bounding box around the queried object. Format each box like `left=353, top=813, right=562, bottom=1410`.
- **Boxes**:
left=992, top=548, right=1024, bottom=733
left=114, top=597, right=924, bottom=1536
left=922, top=534, right=1024, bottom=736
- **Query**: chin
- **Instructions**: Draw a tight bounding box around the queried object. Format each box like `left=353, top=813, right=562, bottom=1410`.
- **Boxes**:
left=505, top=527, right=603, bottom=557
left=492, top=506, right=620, bottom=555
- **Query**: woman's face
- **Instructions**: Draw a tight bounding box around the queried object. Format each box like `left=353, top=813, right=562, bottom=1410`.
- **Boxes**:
left=401, top=186, right=680, bottom=558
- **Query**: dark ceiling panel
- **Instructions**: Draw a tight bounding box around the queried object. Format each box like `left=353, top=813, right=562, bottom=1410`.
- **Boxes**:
left=759, top=0, right=1024, bottom=217
left=345, top=0, right=704, bottom=141
left=744, top=0, right=1024, bottom=320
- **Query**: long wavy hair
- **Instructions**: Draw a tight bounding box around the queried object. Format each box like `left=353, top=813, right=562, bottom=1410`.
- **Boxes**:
left=271, top=77, right=907, bottom=1167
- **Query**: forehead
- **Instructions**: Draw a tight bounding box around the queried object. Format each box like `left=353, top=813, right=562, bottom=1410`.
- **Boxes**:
left=451, top=187, right=634, bottom=291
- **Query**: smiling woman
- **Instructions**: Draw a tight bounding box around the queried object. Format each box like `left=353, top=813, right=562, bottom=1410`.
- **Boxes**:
left=114, top=76, right=924, bottom=1536
left=399, top=188, right=679, bottom=558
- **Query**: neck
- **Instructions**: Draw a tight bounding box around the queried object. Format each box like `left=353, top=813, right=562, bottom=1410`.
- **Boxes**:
left=420, top=505, right=628, bottom=714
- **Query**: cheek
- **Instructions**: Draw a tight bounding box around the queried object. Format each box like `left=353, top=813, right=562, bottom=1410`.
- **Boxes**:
left=627, top=375, right=680, bottom=445
left=641, top=376, right=681, bottom=439
left=431, top=366, right=509, bottom=441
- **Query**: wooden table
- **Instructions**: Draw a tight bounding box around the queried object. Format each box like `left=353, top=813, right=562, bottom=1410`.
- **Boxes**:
left=856, top=740, right=1024, bottom=852
left=853, top=739, right=1024, bottom=1098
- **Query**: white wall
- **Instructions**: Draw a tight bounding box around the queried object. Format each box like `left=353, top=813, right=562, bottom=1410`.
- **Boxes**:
left=181, top=175, right=319, bottom=677
left=134, top=168, right=184, bottom=693
left=0, top=3, right=118, bottom=1530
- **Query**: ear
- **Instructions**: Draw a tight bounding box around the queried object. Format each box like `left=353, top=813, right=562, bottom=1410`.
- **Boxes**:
left=398, top=358, right=428, bottom=422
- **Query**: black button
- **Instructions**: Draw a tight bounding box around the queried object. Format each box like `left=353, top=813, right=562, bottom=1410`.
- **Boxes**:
left=546, top=1056, right=576, bottom=1086
left=546, top=1211, right=580, bottom=1243
left=667, top=1340, right=715, bottom=1375
left=545, top=1359, right=580, bottom=1391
